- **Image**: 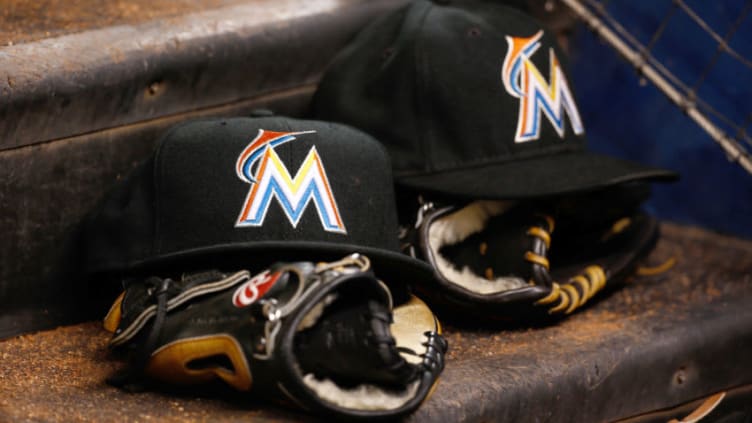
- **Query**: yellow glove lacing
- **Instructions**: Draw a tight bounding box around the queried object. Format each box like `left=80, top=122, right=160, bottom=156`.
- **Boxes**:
left=525, top=215, right=608, bottom=315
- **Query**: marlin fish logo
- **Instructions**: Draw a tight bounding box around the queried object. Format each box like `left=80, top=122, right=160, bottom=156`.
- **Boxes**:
left=235, top=130, right=346, bottom=233
left=501, top=30, right=584, bottom=143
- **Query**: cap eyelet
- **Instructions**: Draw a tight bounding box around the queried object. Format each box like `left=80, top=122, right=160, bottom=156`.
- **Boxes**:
left=467, top=27, right=481, bottom=38
left=381, top=47, right=395, bottom=61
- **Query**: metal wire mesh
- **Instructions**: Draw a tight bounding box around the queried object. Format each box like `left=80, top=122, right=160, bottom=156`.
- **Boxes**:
left=560, top=0, right=752, bottom=175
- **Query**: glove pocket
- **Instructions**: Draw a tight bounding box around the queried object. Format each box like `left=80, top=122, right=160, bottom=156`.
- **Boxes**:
left=256, top=262, right=447, bottom=420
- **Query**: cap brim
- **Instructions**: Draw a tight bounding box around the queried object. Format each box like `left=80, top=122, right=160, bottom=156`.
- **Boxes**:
left=111, top=241, right=435, bottom=304
left=397, top=151, right=679, bottom=199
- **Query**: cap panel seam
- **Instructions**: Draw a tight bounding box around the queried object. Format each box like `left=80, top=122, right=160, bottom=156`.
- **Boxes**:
left=411, top=0, right=434, bottom=175
left=151, top=122, right=188, bottom=258
left=282, top=118, right=294, bottom=166
left=152, top=136, right=166, bottom=258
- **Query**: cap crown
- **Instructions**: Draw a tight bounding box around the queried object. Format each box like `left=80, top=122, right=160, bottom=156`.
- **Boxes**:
left=314, top=0, right=586, bottom=177
left=84, top=117, right=402, bottom=274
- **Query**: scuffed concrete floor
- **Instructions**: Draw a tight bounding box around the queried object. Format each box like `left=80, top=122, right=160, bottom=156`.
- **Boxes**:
left=2, top=222, right=751, bottom=422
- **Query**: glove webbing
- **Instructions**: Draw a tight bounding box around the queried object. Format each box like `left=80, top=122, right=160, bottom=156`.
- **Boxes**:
left=421, top=331, right=448, bottom=374
left=525, top=215, right=608, bottom=315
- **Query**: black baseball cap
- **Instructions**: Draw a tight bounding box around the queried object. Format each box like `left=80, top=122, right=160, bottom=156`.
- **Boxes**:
left=82, top=116, right=433, bottom=296
left=313, top=0, right=677, bottom=199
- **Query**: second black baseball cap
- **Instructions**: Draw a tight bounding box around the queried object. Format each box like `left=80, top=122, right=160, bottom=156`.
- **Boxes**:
left=313, top=0, right=677, bottom=199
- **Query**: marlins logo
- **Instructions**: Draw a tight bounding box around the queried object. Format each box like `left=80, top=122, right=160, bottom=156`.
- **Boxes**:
left=502, top=30, right=584, bottom=143
left=235, top=129, right=346, bottom=233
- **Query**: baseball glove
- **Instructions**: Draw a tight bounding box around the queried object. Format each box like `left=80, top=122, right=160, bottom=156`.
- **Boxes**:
left=400, top=182, right=660, bottom=320
left=102, top=254, right=446, bottom=420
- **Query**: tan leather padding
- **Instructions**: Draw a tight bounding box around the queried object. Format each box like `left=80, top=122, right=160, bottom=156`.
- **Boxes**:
left=392, top=296, right=441, bottom=365
left=102, top=291, right=125, bottom=333
left=145, top=334, right=253, bottom=391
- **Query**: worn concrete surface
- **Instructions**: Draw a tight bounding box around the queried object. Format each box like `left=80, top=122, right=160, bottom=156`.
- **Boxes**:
left=1, top=0, right=253, bottom=45
left=1, top=222, right=751, bottom=422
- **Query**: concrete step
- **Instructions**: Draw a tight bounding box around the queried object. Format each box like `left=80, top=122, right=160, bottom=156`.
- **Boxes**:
left=2, top=222, right=751, bottom=422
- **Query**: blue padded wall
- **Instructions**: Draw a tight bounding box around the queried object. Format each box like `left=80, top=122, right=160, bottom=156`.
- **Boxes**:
left=567, top=0, right=752, bottom=238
